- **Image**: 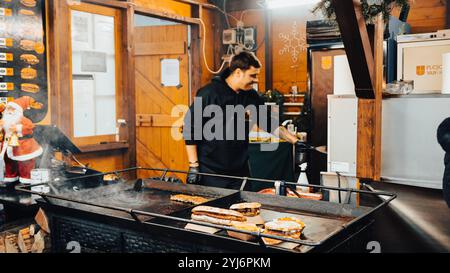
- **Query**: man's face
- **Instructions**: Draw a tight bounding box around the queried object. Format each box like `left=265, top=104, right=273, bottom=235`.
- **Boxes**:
left=236, top=66, right=260, bottom=91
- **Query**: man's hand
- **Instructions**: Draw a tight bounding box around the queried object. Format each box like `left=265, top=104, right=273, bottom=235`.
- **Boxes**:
left=274, top=126, right=298, bottom=144
left=186, top=166, right=201, bottom=184
left=185, top=145, right=201, bottom=184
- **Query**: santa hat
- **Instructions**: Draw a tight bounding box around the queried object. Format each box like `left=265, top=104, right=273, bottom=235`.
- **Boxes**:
left=7, top=96, right=34, bottom=113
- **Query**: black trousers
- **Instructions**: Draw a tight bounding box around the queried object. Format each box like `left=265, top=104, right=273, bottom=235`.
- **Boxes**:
left=199, top=163, right=251, bottom=190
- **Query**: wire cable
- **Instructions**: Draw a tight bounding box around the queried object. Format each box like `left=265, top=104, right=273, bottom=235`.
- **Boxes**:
left=239, top=8, right=263, bottom=22
left=223, top=0, right=230, bottom=28
left=198, top=18, right=229, bottom=74
left=238, top=8, right=265, bottom=52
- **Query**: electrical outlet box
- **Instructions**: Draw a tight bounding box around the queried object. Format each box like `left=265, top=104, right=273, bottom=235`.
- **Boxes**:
left=244, top=28, right=255, bottom=44
left=244, top=27, right=257, bottom=51
left=223, top=29, right=237, bottom=45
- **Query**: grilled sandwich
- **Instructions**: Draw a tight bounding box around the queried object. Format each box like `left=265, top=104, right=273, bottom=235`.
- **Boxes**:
left=191, top=206, right=246, bottom=226
left=262, top=220, right=303, bottom=245
left=229, top=202, right=261, bottom=217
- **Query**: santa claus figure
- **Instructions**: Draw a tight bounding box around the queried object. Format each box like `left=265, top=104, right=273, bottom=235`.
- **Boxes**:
left=0, top=96, right=43, bottom=184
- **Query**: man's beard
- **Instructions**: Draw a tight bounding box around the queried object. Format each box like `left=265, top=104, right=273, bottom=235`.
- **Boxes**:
left=2, top=111, right=22, bottom=136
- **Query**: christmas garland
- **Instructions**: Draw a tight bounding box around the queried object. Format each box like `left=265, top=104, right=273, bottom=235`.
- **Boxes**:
left=312, top=0, right=410, bottom=24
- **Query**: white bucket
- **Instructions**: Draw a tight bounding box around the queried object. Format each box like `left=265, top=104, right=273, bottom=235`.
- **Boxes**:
left=30, top=168, right=51, bottom=184
left=30, top=169, right=51, bottom=194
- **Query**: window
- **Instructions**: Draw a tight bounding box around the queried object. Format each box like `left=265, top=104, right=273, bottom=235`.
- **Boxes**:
left=69, top=3, right=122, bottom=146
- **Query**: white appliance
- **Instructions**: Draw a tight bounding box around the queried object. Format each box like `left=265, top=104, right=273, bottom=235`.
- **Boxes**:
left=327, top=95, right=449, bottom=189
left=333, top=55, right=355, bottom=95
left=397, top=32, right=450, bottom=94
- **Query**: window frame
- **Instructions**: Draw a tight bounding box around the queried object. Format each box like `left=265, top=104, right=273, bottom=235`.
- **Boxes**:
left=68, top=2, right=124, bottom=147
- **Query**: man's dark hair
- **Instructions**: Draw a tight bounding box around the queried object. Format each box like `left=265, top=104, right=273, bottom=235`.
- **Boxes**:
left=229, top=51, right=261, bottom=73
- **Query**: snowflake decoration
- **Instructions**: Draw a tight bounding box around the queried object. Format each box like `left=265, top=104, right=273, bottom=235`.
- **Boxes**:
left=278, top=21, right=307, bottom=63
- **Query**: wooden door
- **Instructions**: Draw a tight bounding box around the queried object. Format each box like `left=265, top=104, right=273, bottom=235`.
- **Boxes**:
left=134, top=24, right=189, bottom=180
left=310, top=49, right=346, bottom=184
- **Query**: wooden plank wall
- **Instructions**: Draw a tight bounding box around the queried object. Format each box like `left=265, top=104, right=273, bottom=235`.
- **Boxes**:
left=393, top=0, right=447, bottom=33
left=133, top=0, right=220, bottom=87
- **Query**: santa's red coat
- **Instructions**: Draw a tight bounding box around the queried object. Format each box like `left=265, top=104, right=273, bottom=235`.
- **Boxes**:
left=1, top=117, right=43, bottom=161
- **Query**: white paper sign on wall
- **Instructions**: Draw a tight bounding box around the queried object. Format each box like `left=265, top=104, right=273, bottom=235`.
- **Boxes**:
left=161, top=58, right=180, bottom=87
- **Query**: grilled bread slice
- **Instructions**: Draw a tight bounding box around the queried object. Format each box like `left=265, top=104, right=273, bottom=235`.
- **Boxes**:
left=276, top=217, right=305, bottom=232
left=227, top=222, right=260, bottom=241
left=230, top=202, right=261, bottom=217
left=170, top=194, right=210, bottom=205
left=262, top=220, right=303, bottom=245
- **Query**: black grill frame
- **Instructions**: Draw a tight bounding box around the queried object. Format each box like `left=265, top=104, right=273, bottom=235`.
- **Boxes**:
left=16, top=167, right=396, bottom=253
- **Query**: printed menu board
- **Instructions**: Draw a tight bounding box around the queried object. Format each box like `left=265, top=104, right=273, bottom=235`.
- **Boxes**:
left=0, top=0, right=48, bottom=122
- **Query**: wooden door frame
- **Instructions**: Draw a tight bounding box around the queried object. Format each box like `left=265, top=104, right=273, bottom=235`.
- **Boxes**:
left=129, top=9, right=202, bottom=171
left=48, top=0, right=128, bottom=145
left=67, top=3, right=124, bottom=146
left=86, top=1, right=204, bottom=172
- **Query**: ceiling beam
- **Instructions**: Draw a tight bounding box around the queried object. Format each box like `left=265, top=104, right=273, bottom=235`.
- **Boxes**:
left=332, top=0, right=375, bottom=99
left=332, top=0, right=384, bottom=181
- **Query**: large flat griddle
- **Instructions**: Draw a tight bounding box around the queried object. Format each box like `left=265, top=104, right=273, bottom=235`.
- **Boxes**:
left=15, top=167, right=395, bottom=253
left=152, top=190, right=372, bottom=253
left=43, top=178, right=237, bottom=222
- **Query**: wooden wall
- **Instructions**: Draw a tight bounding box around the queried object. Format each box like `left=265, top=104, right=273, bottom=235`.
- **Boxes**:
left=228, top=0, right=448, bottom=96
left=45, top=0, right=446, bottom=172
left=393, top=0, right=447, bottom=33
left=228, top=4, right=320, bottom=97
left=270, top=6, right=321, bottom=94
left=133, top=0, right=222, bottom=86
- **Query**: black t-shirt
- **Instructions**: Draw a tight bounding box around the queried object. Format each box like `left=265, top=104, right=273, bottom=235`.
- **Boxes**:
left=183, top=69, right=278, bottom=172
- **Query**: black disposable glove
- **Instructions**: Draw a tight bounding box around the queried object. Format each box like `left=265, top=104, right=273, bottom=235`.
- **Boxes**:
left=187, top=166, right=201, bottom=184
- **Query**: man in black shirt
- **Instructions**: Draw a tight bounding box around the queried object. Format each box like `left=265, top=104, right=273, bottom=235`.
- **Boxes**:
left=183, top=51, right=298, bottom=189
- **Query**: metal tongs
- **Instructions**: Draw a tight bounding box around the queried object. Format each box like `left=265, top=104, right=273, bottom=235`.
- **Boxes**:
left=296, top=141, right=327, bottom=154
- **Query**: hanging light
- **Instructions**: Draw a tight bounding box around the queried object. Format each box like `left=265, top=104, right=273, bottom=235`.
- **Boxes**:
left=265, top=0, right=321, bottom=9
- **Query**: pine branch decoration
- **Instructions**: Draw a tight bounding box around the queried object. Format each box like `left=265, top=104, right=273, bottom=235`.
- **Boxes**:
left=312, top=0, right=410, bottom=24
